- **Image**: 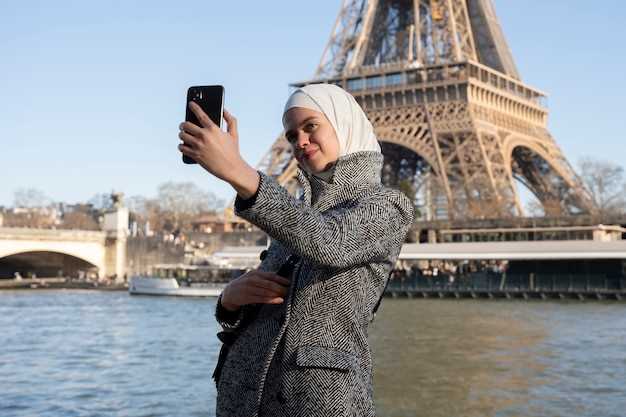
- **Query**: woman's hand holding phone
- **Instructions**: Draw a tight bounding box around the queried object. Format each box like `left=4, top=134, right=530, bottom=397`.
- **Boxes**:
left=219, top=269, right=291, bottom=312
left=178, top=102, right=260, bottom=199
left=179, top=102, right=241, bottom=181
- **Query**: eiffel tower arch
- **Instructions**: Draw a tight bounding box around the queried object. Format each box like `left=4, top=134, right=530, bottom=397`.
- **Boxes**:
left=256, top=0, right=595, bottom=220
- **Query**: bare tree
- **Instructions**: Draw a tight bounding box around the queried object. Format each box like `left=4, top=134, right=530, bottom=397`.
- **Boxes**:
left=88, top=193, right=114, bottom=211
left=156, top=182, right=225, bottom=231
left=118, top=183, right=226, bottom=234
left=59, top=211, right=100, bottom=230
left=578, top=158, right=626, bottom=218
left=13, top=188, right=51, bottom=208
left=157, top=182, right=224, bottom=214
left=126, top=195, right=148, bottom=215
left=3, top=211, right=56, bottom=228
left=136, top=198, right=168, bottom=233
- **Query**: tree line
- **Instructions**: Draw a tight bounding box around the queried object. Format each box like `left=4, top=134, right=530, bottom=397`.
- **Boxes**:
left=3, top=157, right=626, bottom=231
left=2, top=182, right=226, bottom=234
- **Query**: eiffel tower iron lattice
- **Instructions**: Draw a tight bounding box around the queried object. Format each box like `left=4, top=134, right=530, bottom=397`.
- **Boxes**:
left=255, top=0, right=595, bottom=220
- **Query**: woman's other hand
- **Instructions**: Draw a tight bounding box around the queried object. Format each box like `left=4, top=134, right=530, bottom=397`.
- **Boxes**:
left=178, top=104, right=259, bottom=199
left=220, top=270, right=291, bottom=312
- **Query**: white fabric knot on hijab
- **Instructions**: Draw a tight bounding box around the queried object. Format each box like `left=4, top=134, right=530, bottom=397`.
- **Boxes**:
left=282, top=83, right=381, bottom=181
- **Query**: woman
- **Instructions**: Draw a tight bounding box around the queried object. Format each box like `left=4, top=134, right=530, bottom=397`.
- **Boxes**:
left=178, top=83, right=414, bottom=417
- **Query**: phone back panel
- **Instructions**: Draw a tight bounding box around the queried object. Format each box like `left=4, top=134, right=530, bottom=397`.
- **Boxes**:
left=184, top=85, right=224, bottom=164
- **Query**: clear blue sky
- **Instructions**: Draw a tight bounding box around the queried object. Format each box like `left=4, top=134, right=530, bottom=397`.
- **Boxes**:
left=1, top=0, right=624, bottom=207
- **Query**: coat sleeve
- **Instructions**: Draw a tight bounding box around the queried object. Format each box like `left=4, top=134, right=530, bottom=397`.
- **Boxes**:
left=215, top=293, right=254, bottom=331
left=234, top=171, right=414, bottom=270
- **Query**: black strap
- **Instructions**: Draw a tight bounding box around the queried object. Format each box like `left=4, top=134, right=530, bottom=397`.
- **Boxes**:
left=212, top=331, right=235, bottom=384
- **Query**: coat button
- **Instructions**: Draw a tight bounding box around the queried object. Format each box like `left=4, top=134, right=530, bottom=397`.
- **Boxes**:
left=259, top=250, right=268, bottom=261
left=276, top=391, right=286, bottom=404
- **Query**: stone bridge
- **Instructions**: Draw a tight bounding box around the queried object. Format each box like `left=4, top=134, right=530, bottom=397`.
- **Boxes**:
left=0, top=208, right=128, bottom=281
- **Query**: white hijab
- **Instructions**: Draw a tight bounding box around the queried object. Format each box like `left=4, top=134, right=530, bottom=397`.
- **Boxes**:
left=282, top=83, right=381, bottom=181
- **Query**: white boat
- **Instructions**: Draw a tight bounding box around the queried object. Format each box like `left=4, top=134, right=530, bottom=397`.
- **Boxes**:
left=129, top=276, right=227, bottom=297
left=129, top=263, right=248, bottom=297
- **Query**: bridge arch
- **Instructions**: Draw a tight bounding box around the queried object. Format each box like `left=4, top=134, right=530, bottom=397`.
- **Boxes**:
left=0, top=250, right=99, bottom=279
left=0, top=238, right=106, bottom=279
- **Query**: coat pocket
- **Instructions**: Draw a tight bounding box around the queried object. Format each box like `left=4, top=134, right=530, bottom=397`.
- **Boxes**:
left=291, top=346, right=358, bottom=416
left=295, top=345, right=358, bottom=371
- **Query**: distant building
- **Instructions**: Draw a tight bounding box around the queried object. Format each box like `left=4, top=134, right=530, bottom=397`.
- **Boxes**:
left=192, top=213, right=226, bottom=233
left=3, top=205, right=60, bottom=228
left=192, top=210, right=255, bottom=234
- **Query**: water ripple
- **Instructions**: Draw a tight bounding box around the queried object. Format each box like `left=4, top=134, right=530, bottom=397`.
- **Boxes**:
left=2, top=291, right=625, bottom=416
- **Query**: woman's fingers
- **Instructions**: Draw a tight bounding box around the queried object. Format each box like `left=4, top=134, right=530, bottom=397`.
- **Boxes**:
left=247, top=286, right=285, bottom=299
left=253, top=271, right=291, bottom=286
left=248, top=278, right=288, bottom=296
left=266, top=276, right=292, bottom=286
left=223, top=109, right=238, bottom=139
left=249, top=296, right=284, bottom=305
left=179, top=121, right=203, bottom=136
left=178, top=143, right=196, bottom=158
left=226, top=292, right=282, bottom=308
left=188, top=101, right=216, bottom=129
left=240, top=284, right=284, bottom=304
left=224, top=269, right=292, bottom=307
left=178, top=130, right=200, bottom=148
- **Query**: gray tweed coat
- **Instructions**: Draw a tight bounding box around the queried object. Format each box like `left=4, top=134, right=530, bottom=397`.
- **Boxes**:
left=214, top=151, right=414, bottom=417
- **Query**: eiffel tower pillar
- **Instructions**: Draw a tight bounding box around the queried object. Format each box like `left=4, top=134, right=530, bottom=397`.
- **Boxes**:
left=256, top=0, right=595, bottom=220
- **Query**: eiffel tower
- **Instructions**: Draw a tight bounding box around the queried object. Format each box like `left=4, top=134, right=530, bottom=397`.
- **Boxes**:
left=256, top=0, right=594, bottom=220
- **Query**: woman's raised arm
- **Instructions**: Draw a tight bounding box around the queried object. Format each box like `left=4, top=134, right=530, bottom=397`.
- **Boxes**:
left=234, top=172, right=414, bottom=270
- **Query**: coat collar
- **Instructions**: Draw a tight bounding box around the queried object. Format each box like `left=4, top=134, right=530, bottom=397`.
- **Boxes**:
left=296, top=151, right=383, bottom=211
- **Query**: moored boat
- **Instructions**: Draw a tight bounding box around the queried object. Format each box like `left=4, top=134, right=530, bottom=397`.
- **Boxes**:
left=128, top=276, right=227, bottom=297
left=129, top=263, right=247, bottom=297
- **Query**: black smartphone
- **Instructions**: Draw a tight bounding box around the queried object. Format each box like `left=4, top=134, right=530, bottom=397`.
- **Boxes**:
left=183, top=85, right=225, bottom=164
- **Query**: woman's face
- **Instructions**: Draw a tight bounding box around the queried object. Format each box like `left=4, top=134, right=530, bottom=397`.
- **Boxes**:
left=283, top=107, right=340, bottom=174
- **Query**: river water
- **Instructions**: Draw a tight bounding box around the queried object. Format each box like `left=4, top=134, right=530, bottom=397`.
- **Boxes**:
left=0, top=290, right=624, bottom=417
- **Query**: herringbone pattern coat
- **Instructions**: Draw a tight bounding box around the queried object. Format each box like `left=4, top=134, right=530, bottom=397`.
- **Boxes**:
left=214, top=151, right=414, bottom=417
